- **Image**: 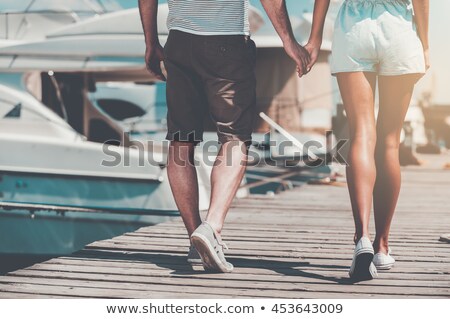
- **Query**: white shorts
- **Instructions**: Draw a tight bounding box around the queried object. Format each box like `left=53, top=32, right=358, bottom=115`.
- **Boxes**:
left=330, top=0, right=426, bottom=76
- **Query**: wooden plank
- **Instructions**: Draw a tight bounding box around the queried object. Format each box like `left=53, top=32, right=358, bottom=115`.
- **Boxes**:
left=94, top=237, right=450, bottom=258
left=83, top=243, right=450, bottom=263
left=8, top=265, right=450, bottom=290
left=39, top=257, right=450, bottom=281
left=1, top=275, right=448, bottom=298
left=68, top=251, right=450, bottom=273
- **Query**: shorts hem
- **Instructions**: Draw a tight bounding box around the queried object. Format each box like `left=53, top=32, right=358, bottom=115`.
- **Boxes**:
left=377, top=71, right=426, bottom=76
left=218, top=134, right=253, bottom=147
left=331, top=69, right=426, bottom=77
left=166, top=132, right=203, bottom=145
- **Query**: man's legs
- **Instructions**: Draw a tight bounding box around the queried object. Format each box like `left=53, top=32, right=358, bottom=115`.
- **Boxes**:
left=164, top=31, right=206, bottom=238
left=167, top=141, right=202, bottom=237
left=166, top=139, right=248, bottom=239
left=190, top=140, right=248, bottom=272
left=189, top=34, right=255, bottom=272
left=205, top=141, right=248, bottom=234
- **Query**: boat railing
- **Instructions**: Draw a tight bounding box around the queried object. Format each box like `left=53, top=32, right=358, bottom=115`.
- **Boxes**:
left=0, top=201, right=178, bottom=217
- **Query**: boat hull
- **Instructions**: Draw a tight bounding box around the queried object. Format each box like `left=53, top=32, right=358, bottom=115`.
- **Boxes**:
left=0, top=170, right=179, bottom=214
left=0, top=208, right=169, bottom=256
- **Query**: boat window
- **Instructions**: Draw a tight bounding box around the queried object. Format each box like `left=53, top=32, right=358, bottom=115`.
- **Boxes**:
left=3, top=103, right=21, bottom=118
left=96, top=99, right=146, bottom=121
left=0, top=100, right=52, bottom=122
left=89, top=119, right=121, bottom=145
left=0, top=100, right=17, bottom=118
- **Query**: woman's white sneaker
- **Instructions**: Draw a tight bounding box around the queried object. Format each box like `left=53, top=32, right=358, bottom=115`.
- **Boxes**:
left=349, top=237, right=377, bottom=281
left=373, top=249, right=395, bottom=270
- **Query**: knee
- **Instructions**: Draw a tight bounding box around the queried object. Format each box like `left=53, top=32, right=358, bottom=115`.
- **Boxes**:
left=349, top=129, right=377, bottom=150
left=170, top=140, right=196, bottom=153
left=376, top=136, right=400, bottom=153
left=168, top=141, right=196, bottom=165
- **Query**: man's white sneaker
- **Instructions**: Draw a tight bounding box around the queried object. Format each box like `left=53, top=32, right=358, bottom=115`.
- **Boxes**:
left=349, top=237, right=377, bottom=281
left=191, top=222, right=233, bottom=273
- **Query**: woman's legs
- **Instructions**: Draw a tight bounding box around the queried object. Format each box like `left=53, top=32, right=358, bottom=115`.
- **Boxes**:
left=373, top=75, right=418, bottom=254
left=337, top=72, right=377, bottom=242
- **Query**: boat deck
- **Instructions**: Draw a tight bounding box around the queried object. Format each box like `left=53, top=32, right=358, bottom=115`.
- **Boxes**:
left=0, top=154, right=449, bottom=298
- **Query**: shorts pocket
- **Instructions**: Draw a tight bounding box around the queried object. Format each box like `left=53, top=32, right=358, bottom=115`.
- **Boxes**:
left=203, top=37, right=256, bottom=81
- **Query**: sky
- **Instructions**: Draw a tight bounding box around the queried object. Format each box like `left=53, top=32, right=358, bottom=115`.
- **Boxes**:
left=120, top=0, right=449, bottom=104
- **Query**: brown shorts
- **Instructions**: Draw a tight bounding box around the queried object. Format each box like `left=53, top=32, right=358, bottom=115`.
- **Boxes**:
left=164, top=30, right=256, bottom=145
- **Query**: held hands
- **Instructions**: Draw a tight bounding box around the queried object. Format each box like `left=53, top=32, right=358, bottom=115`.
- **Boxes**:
left=145, top=43, right=166, bottom=81
left=304, top=40, right=321, bottom=73
left=284, top=39, right=321, bottom=77
left=284, top=41, right=311, bottom=77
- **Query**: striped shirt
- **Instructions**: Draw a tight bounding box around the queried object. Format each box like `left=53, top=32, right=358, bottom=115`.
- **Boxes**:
left=167, top=0, right=250, bottom=36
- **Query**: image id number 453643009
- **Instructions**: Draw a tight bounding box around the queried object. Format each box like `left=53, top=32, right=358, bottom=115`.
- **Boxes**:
left=270, top=303, right=343, bottom=314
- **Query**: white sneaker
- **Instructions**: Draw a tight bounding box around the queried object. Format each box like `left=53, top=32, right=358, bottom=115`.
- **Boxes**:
left=373, top=248, right=395, bottom=270
left=349, top=237, right=377, bottom=281
left=191, top=222, right=234, bottom=273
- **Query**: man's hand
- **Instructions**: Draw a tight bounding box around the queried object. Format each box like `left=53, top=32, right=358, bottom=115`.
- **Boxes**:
left=284, top=41, right=311, bottom=77
left=139, top=0, right=164, bottom=80
left=145, top=43, right=166, bottom=81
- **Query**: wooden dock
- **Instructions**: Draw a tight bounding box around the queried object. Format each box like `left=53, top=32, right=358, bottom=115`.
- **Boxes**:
left=0, top=154, right=449, bottom=298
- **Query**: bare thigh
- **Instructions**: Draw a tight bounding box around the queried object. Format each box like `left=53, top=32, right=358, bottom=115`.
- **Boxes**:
left=377, top=75, right=418, bottom=141
left=336, top=72, right=377, bottom=139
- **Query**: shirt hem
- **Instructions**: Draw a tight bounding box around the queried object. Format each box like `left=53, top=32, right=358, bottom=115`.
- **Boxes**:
left=169, top=26, right=250, bottom=36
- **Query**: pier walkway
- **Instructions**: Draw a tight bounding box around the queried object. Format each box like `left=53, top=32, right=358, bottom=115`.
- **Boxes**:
left=0, top=154, right=449, bottom=298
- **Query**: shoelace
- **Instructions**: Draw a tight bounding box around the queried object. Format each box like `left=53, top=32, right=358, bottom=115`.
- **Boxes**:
left=214, top=232, right=229, bottom=250
left=209, top=227, right=229, bottom=250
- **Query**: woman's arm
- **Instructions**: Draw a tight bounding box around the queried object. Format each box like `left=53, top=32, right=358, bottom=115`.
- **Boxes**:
left=412, top=0, right=430, bottom=70
left=305, top=0, right=331, bottom=71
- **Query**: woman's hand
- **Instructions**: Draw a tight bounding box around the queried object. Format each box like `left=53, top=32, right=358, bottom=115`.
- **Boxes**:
left=412, top=0, right=430, bottom=72
left=423, top=47, right=431, bottom=71
left=304, top=39, right=322, bottom=73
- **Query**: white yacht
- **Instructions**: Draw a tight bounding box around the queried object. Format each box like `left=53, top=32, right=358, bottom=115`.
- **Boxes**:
left=0, top=2, right=192, bottom=256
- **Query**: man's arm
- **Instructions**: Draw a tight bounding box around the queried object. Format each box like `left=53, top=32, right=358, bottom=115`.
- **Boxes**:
left=305, top=0, right=330, bottom=71
left=138, top=0, right=165, bottom=81
left=260, top=0, right=310, bottom=76
left=412, top=0, right=430, bottom=70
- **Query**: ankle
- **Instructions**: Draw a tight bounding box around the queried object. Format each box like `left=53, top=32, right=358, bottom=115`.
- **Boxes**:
left=185, top=219, right=202, bottom=237
left=354, top=231, right=370, bottom=244
left=373, top=237, right=389, bottom=254
left=205, top=220, right=223, bottom=235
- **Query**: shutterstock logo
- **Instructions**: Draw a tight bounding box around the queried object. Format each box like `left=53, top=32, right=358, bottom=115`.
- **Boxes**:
left=101, top=131, right=348, bottom=168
